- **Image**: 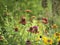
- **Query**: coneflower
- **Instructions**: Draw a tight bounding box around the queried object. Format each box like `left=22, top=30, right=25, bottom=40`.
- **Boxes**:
left=14, top=27, right=18, bottom=32
left=58, top=40, right=60, bottom=45
left=51, top=24, right=58, bottom=29
left=47, top=39, right=53, bottom=45
left=42, top=17, right=48, bottom=24
left=0, top=36, right=3, bottom=41
left=28, top=26, right=39, bottom=34
left=33, top=26, right=39, bottom=34
left=26, top=40, right=31, bottom=45
left=28, top=27, right=33, bottom=33
left=20, top=16, right=26, bottom=25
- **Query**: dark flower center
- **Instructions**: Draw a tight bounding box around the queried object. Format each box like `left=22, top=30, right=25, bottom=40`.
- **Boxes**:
left=40, top=36, right=42, bottom=38
left=58, top=41, right=60, bottom=45
left=48, top=40, right=51, bottom=42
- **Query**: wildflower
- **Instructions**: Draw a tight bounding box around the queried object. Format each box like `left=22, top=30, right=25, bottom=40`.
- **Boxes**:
left=42, top=36, right=48, bottom=44
left=28, top=26, right=39, bottom=34
left=58, top=41, right=60, bottom=45
left=26, top=40, right=31, bottom=45
left=57, top=38, right=60, bottom=45
left=51, top=24, right=58, bottom=29
left=0, top=36, right=4, bottom=41
left=42, top=37, right=53, bottom=44
left=20, top=16, right=26, bottom=25
left=25, top=9, right=32, bottom=12
left=32, top=26, right=39, bottom=34
left=47, top=39, right=53, bottom=45
left=14, top=27, right=18, bottom=32
left=42, top=17, right=48, bottom=24
left=54, top=32, right=60, bottom=37
left=28, top=27, right=33, bottom=33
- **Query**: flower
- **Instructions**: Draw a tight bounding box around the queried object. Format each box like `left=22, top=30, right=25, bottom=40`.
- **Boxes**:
left=25, top=9, right=32, bottom=12
left=0, top=36, right=4, bottom=41
left=28, top=26, right=39, bottom=34
left=26, top=40, right=31, bottom=45
left=14, top=27, right=18, bottom=32
left=57, top=38, right=60, bottom=45
left=51, top=24, right=58, bottom=29
left=42, top=37, right=53, bottom=44
left=47, top=39, right=53, bottom=45
left=32, top=26, right=39, bottom=34
left=20, top=16, right=26, bottom=25
left=54, top=32, right=60, bottom=38
left=42, top=36, right=48, bottom=44
left=42, top=17, right=48, bottom=24
left=28, top=27, right=33, bottom=33
left=58, top=41, right=60, bottom=45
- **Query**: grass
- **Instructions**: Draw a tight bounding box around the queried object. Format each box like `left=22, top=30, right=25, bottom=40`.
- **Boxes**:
left=0, top=0, right=60, bottom=45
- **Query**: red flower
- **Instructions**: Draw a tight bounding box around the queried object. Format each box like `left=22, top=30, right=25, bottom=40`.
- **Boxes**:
left=33, top=26, right=39, bottom=34
left=0, top=36, right=3, bottom=41
left=28, top=26, right=39, bottom=34
left=42, top=17, right=48, bottom=24
left=20, top=16, right=26, bottom=25
left=28, top=27, right=33, bottom=33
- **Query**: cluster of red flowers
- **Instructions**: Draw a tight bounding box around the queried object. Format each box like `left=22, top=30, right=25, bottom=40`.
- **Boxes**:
left=28, top=26, right=39, bottom=34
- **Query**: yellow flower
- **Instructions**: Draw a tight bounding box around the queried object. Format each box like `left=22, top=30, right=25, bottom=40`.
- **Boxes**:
left=42, top=36, right=53, bottom=45
left=57, top=38, right=60, bottom=42
left=57, top=38, right=60, bottom=45
left=51, top=24, right=58, bottom=29
left=42, top=36, right=48, bottom=44
left=54, top=32, right=60, bottom=38
left=47, top=39, right=53, bottom=45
